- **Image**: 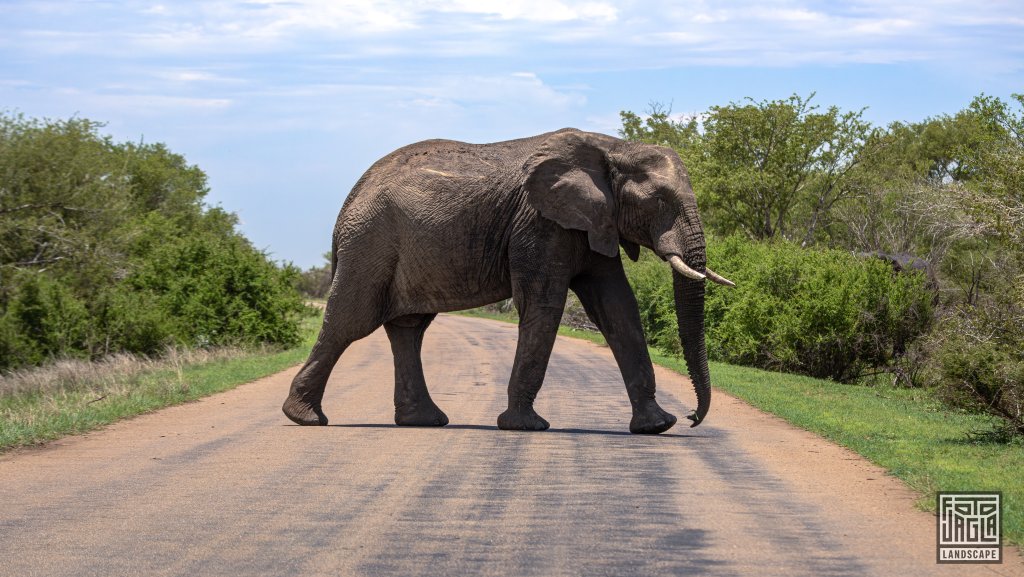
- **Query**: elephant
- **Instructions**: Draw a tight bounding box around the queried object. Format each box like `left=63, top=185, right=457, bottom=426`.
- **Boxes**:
left=282, top=128, right=734, bottom=434
left=856, top=251, right=932, bottom=277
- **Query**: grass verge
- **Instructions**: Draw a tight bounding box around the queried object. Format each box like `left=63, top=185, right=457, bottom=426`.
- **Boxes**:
left=456, top=308, right=1024, bottom=547
left=0, top=313, right=321, bottom=453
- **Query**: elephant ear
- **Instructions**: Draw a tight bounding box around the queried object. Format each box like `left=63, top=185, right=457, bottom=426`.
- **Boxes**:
left=620, top=239, right=640, bottom=261
left=522, top=130, right=619, bottom=258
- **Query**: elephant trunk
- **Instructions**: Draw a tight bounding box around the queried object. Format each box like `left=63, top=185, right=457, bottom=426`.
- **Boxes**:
left=672, top=241, right=711, bottom=427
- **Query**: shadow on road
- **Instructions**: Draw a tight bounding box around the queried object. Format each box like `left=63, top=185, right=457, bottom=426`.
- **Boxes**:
left=307, top=422, right=707, bottom=439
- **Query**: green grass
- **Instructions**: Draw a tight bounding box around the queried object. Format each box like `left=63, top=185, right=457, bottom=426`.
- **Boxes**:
left=665, top=357, right=1023, bottom=546
left=0, top=314, right=321, bottom=452
left=457, top=308, right=1024, bottom=547
left=458, top=307, right=519, bottom=323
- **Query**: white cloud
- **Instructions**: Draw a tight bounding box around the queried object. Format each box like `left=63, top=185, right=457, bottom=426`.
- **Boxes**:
left=154, top=69, right=227, bottom=83
left=235, top=72, right=586, bottom=118
left=582, top=112, right=625, bottom=134
left=230, top=0, right=420, bottom=37
left=430, top=0, right=618, bottom=23
left=5, top=0, right=1021, bottom=68
left=52, top=88, right=233, bottom=113
left=414, top=72, right=586, bottom=109
left=0, top=79, right=35, bottom=88
left=849, top=18, right=916, bottom=36
left=136, top=0, right=619, bottom=45
left=754, top=8, right=828, bottom=24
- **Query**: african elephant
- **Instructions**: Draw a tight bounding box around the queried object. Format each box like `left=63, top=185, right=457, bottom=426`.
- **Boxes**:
left=282, top=129, right=733, bottom=434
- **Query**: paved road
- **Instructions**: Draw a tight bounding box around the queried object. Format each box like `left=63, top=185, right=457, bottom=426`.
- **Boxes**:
left=1, top=315, right=1021, bottom=577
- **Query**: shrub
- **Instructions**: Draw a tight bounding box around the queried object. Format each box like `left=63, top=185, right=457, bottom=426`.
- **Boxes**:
left=91, top=288, right=176, bottom=356
left=0, top=113, right=307, bottom=371
left=129, top=235, right=306, bottom=348
left=925, top=286, right=1024, bottom=435
left=0, top=273, right=90, bottom=369
left=625, top=236, right=935, bottom=382
left=297, top=263, right=332, bottom=299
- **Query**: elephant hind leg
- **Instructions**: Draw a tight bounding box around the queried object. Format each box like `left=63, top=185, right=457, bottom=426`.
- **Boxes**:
left=385, top=313, right=448, bottom=427
left=282, top=282, right=386, bottom=426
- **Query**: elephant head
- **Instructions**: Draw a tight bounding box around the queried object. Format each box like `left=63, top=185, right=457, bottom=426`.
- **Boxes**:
left=523, top=129, right=733, bottom=427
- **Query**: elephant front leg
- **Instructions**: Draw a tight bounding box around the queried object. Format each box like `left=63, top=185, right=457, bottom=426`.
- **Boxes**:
left=497, top=287, right=568, bottom=432
left=384, top=314, right=449, bottom=427
left=571, top=261, right=677, bottom=434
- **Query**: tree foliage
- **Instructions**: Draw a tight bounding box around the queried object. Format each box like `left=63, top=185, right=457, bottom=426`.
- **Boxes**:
left=920, top=95, right=1024, bottom=434
left=297, top=252, right=333, bottom=299
left=0, top=114, right=305, bottom=370
left=619, top=103, right=700, bottom=152
left=625, top=238, right=934, bottom=383
left=620, top=92, right=1024, bottom=434
left=622, top=94, right=871, bottom=244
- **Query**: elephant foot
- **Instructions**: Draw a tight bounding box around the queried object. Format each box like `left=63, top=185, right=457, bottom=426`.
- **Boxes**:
left=282, top=396, right=329, bottom=426
left=630, top=403, right=677, bottom=434
left=497, top=406, right=550, bottom=431
left=395, top=402, right=449, bottom=427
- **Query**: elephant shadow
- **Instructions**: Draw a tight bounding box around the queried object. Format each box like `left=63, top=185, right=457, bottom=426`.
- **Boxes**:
left=317, top=422, right=709, bottom=439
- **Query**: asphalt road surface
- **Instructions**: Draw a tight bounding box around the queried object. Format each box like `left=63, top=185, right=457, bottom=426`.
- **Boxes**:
left=1, top=315, right=1021, bottom=577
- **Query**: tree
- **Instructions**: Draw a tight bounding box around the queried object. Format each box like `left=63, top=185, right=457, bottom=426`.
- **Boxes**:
left=618, top=92, right=1024, bottom=434
left=619, top=103, right=700, bottom=153
left=0, top=113, right=305, bottom=370
left=840, top=93, right=1024, bottom=433
left=620, top=94, right=871, bottom=244
left=297, top=252, right=333, bottom=299
left=693, top=93, right=871, bottom=243
left=0, top=115, right=130, bottom=276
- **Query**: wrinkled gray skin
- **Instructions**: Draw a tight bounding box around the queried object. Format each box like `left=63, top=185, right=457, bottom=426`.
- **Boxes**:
left=283, top=129, right=714, bottom=434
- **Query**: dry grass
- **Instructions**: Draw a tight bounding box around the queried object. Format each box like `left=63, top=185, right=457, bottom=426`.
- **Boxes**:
left=0, top=347, right=251, bottom=398
left=0, top=314, right=322, bottom=451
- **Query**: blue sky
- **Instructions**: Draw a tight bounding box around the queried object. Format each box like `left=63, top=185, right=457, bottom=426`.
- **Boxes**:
left=2, top=1, right=1022, bottom=268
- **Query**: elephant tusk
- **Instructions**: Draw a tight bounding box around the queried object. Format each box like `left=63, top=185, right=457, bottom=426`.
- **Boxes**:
left=705, top=268, right=736, bottom=288
left=667, top=255, right=706, bottom=281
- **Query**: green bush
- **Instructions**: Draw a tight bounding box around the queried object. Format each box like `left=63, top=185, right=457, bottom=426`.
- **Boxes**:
left=297, top=252, right=333, bottom=299
left=0, top=272, right=90, bottom=369
left=625, top=236, right=935, bottom=382
left=130, top=235, right=305, bottom=348
left=91, top=288, right=176, bottom=356
left=925, top=289, right=1024, bottom=435
left=0, top=113, right=307, bottom=371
